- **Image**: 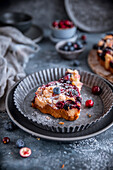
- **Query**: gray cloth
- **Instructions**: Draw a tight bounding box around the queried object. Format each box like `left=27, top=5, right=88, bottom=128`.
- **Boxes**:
left=0, top=26, right=39, bottom=111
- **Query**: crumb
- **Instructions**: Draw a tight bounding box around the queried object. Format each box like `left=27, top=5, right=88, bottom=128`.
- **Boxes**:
left=59, top=122, right=64, bottom=125
left=46, top=116, right=50, bottom=120
left=36, top=138, right=40, bottom=140
left=61, top=164, right=64, bottom=168
left=86, top=113, right=92, bottom=118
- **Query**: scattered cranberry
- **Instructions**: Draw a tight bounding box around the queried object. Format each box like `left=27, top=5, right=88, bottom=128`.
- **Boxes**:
left=20, top=147, right=31, bottom=158
left=92, top=86, right=101, bottom=95
left=3, top=137, right=10, bottom=144
left=85, top=100, right=94, bottom=108
left=81, top=35, right=87, bottom=41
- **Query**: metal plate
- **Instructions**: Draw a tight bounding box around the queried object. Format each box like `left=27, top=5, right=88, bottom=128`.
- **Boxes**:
left=6, top=78, right=113, bottom=141
left=24, top=24, right=43, bottom=43
left=65, top=0, right=113, bottom=32
left=13, top=68, right=113, bottom=133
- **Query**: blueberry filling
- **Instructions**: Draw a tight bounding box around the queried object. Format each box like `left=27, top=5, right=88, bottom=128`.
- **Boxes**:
left=110, top=61, right=113, bottom=68
left=76, top=96, right=82, bottom=103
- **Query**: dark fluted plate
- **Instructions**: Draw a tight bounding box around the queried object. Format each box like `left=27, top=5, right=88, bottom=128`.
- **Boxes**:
left=65, top=0, right=113, bottom=32
left=13, top=68, right=113, bottom=133
left=6, top=78, right=113, bottom=141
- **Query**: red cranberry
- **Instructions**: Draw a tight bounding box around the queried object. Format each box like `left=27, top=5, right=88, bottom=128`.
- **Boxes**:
left=52, top=21, right=58, bottom=28
left=64, top=75, right=70, bottom=81
left=20, top=147, right=31, bottom=158
left=56, top=101, right=64, bottom=109
left=81, top=35, right=87, bottom=41
left=3, top=137, right=10, bottom=144
left=85, top=100, right=94, bottom=108
left=92, top=86, right=101, bottom=95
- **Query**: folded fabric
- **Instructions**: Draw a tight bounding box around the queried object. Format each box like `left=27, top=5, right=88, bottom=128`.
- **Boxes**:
left=0, top=26, right=39, bottom=111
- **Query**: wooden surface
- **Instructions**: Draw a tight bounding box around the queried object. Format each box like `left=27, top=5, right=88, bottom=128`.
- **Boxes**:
left=88, top=49, right=113, bottom=83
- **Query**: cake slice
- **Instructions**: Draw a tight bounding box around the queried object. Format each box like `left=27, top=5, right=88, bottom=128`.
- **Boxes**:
left=97, top=34, right=113, bottom=73
left=32, top=69, right=83, bottom=121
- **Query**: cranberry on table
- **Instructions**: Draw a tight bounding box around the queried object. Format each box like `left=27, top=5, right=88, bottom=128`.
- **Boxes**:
left=3, top=137, right=10, bottom=144
left=20, top=147, right=31, bottom=158
left=92, top=86, right=102, bottom=95
left=81, top=35, right=87, bottom=41
left=85, top=100, right=94, bottom=108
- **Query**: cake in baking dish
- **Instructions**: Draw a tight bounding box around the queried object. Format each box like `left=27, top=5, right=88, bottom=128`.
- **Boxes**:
left=97, top=34, right=113, bottom=73
left=32, top=69, right=83, bottom=121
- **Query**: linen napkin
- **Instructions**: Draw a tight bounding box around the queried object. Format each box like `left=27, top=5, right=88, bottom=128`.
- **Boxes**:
left=0, top=26, right=39, bottom=111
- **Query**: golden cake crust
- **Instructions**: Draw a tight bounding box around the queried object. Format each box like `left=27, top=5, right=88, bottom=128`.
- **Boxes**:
left=32, top=102, right=80, bottom=121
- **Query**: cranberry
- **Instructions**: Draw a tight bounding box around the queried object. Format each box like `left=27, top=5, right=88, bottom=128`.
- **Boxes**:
left=64, top=75, right=70, bottom=81
left=20, top=147, right=31, bottom=158
left=52, top=21, right=58, bottom=28
left=3, top=137, right=10, bottom=144
left=56, top=101, right=64, bottom=109
left=106, top=50, right=111, bottom=55
left=85, top=100, right=94, bottom=108
left=81, top=35, right=87, bottom=41
left=92, top=86, right=102, bottom=95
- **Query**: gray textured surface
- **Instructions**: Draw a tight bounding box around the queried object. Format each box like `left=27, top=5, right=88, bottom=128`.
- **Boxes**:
left=0, top=0, right=113, bottom=170
left=65, top=0, right=113, bottom=32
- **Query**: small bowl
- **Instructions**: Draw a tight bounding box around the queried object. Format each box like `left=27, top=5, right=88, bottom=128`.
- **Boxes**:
left=50, top=20, right=76, bottom=39
left=0, top=12, right=32, bottom=32
left=55, top=40, right=85, bottom=60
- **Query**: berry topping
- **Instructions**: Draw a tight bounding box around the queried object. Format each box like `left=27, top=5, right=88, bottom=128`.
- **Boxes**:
left=92, top=86, right=102, bottom=95
left=81, top=35, right=87, bottom=41
left=66, top=80, right=72, bottom=84
left=110, top=61, right=113, bottom=68
left=76, top=96, right=82, bottom=103
left=4, top=121, right=16, bottom=131
left=3, top=137, right=10, bottom=144
left=53, top=87, right=61, bottom=94
left=73, top=60, right=80, bottom=66
left=93, top=44, right=98, bottom=50
left=56, top=101, right=64, bottom=109
left=85, top=100, right=94, bottom=108
left=16, top=139, right=25, bottom=148
left=19, top=147, right=31, bottom=158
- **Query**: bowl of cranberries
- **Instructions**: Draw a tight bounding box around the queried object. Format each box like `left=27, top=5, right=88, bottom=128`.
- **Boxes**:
left=55, top=40, right=85, bottom=60
left=51, top=20, right=76, bottom=39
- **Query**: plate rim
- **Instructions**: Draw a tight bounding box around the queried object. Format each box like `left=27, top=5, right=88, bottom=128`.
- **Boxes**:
left=5, top=73, right=113, bottom=141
